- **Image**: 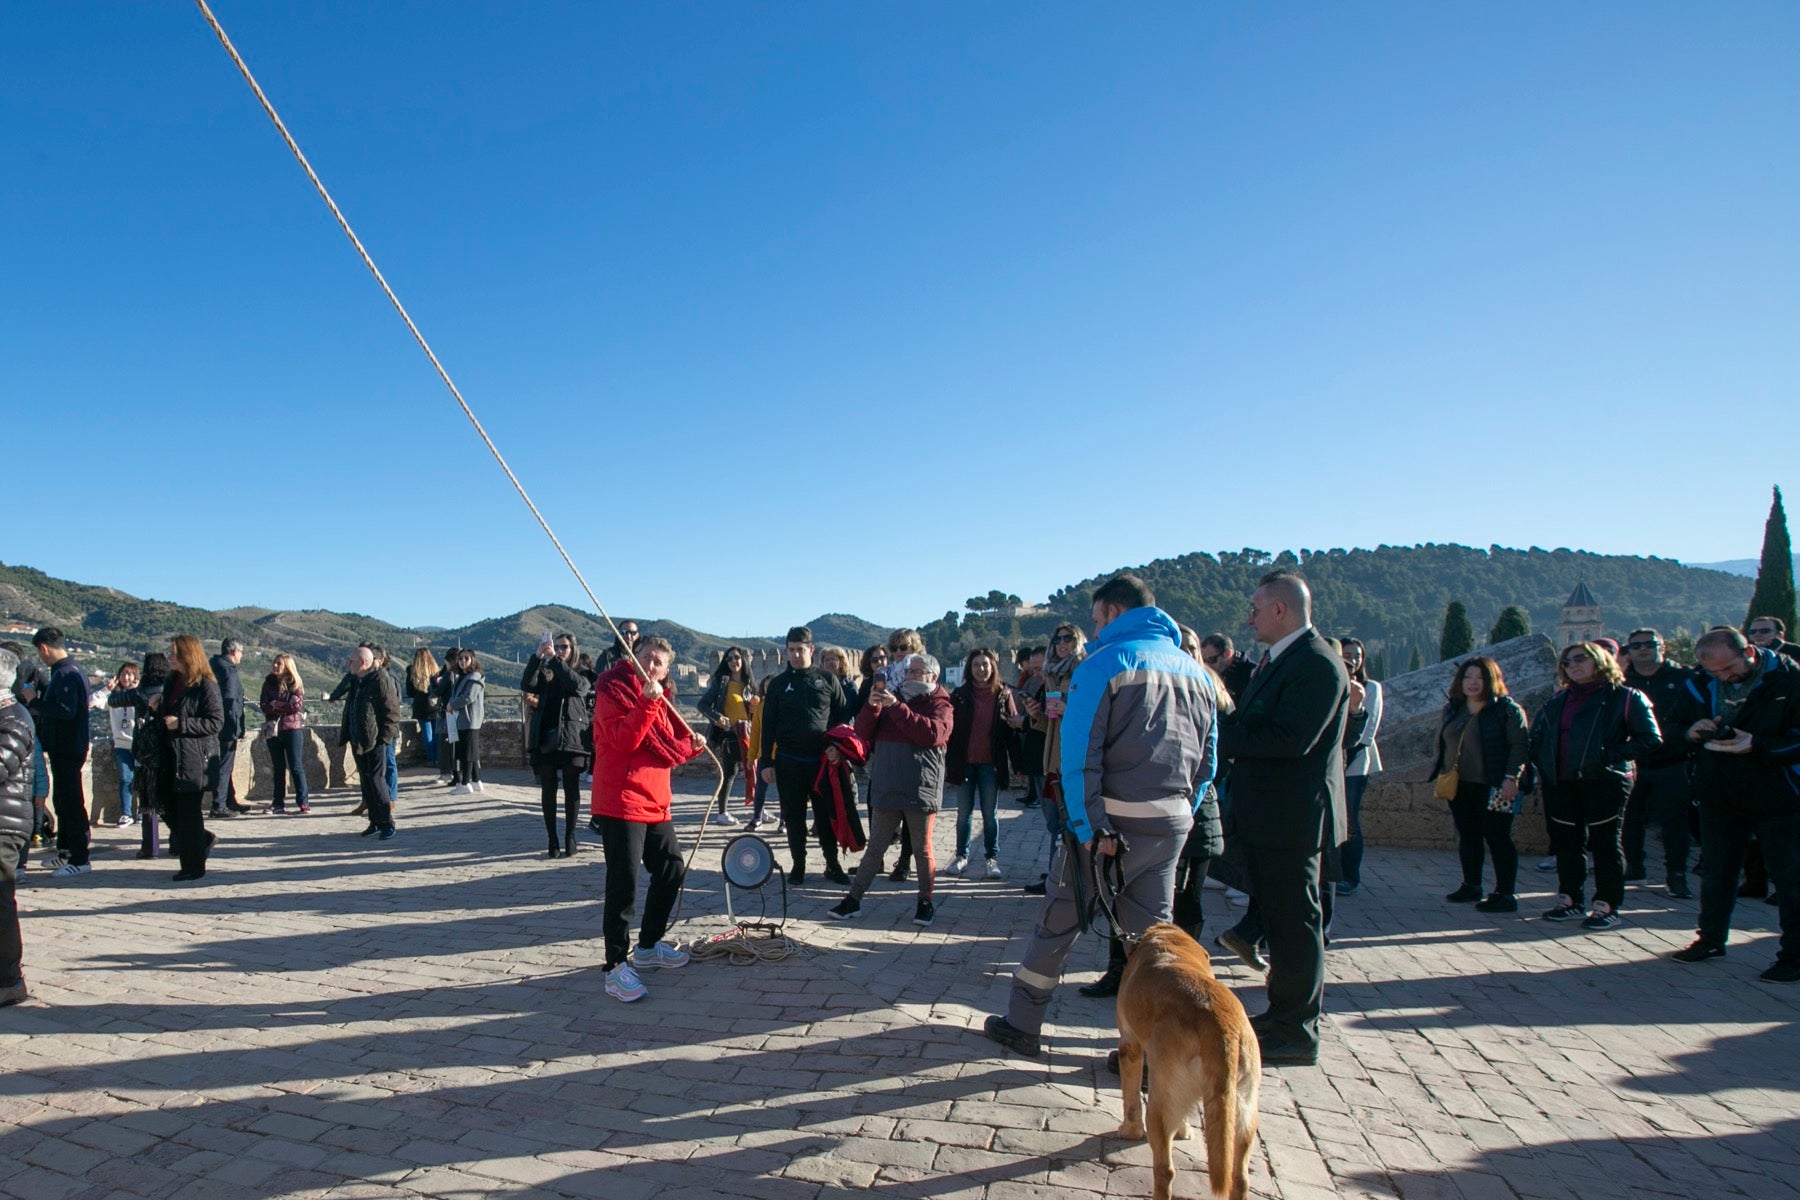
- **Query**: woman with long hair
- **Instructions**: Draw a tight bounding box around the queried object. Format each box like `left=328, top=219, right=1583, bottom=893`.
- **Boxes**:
left=405, top=648, right=442, bottom=771
left=259, top=653, right=309, bottom=814
left=106, top=661, right=140, bottom=827
left=160, top=636, right=224, bottom=882
left=1529, top=641, right=1661, bottom=929
left=697, top=647, right=754, bottom=828
left=527, top=632, right=592, bottom=856
left=109, top=652, right=172, bottom=858
left=946, top=647, right=1018, bottom=879
left=1337, top=637, right=1382, bottom=895
left=447, top=650, right=486, bottom=794
left=853, top=645, right=889, bottom=721
left=1433, top=657, right=1530, bottom=912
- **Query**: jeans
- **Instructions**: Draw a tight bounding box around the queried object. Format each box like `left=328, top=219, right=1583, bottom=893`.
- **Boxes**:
left=419, top=715, right=438, bottom=765
left=114, top=748, right=136, bottom=820
left=269, top=728, right=308, bottom=809
left=30, top=738, right=48, bottom=800
left=597, top=817, right=684, bottom=968
left=1341, top=774, right=1368, bottom=887
left=385, top=741, right=398, bottom=801
left=1697, top=801, right=1800, bottom=962
left=1449, top=780, right=1517, bottom=897
left=956, top=763, right=1000, bottom=860
left=1546, top=776, right=1629, bottom=909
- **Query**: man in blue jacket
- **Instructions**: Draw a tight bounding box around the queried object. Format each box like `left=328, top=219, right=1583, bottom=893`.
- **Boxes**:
left=983, top=574, right=1217, bottom=1058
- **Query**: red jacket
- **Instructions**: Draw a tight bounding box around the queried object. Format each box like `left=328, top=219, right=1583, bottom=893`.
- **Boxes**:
left=591, top=661, right=702, bottom=823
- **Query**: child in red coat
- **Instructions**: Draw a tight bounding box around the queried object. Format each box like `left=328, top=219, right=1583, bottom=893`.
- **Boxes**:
left=591, top=637, right=705, bottom=1003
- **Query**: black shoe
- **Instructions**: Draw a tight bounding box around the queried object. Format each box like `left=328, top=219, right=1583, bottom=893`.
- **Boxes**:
left=1475, top=893, right=1518, bottom=913
left=788, top=867, right=805, bottom=886
left=1760, top=960, right=1800, bottom=983
left=912, top=900, right=935, bottom=927
left=1023, top=879, right=1048, bottom=896
left=981, top=1014, right=1041, bottom=1058
left=1670, top=940, right=1725, bottom=964
left=888, top=864, right=911, bottom=883
left=210, top=807, right=236, bottom=819
left=1216, top=929, right=1268, bottom=972
left=1739, top=881, right=1769, bottom=899
left=171, top=870, right=204, bottom=882
left=824, top=866, right=851, bottom=886
left=1445, top=883, right=1483, bottom=903
left=1102, top=1048, right=1152, bottom=1092
left=547, top=844, right=561, bottom=859
left=134, top=849, right=154, bottom=860
left=1624, top=865, right=1647, bottom=883
left=1768, top=892, right=1781, bottom=906
left=827, top=896, right=861, bottom=920
left=1078, top=967, right=1123, bottom=998
left=0, top=980, right=27, bottom=1007
left=560, top=847, right=574, bottom=858
left=360, top=825, right=380, bottom=837
left=1256, top=1035, right=1319, bottom=1067
left=1667, top=876, right=1693, bottom=900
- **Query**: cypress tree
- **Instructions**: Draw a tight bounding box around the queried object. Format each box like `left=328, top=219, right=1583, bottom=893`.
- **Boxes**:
left=1407, top=644, right=1423, bottom=672
left=1489, top=605, right=1531, bottom=643
left=1440, top=601, right=1474, bottom=661
left=1746, top=486, right=1797, bottom=635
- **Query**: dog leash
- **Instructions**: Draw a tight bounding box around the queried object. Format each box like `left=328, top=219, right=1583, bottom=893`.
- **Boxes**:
left=1090, top=831, right=1136, bottom=946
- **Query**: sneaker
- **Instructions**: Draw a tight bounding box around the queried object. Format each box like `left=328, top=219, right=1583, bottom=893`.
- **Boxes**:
left=913, top=900, right=935, bottom=927
left=297, top=804, right=310, bottom=814
left=714, top=810, right=739, bottom=826
left=271, top=805, right=287, bottom=815
left=605, top=962, right=647, bottom=1002
left=1445, top=884, right=1483, bottom=903
left=1667, top=876, right=1693, bottom=900
left=630, top=941, right=690, bottom=969
left=981, top=1014, right=1041, bottom=1058
left=1475, top=893, right=1518, bottom=913
left=450, top=784, right=472, bottom=796
left=377, top=827, right=397, bottom=841
left=1334, top=882, right=1360, bottom=896
left=888, top=864, right=911, bottom=883
left=824, top=866, right=851, bottom=886
left=945, top=855, right=969, bottom=877
left=788, top=867, right=805, bottom=886
left=1542, top=903, right=1584, bottom=921
left=985, top=858, right=1002, bottom=880
left=1759, top=960, right=1800, bottom=983
left=1580, top=910, right=1620, bottom=930
left=827, top=896, right=862, bottom=920
left=0, top=980, right=27, bottom=1007
left=1671, top=940, right=1725, bottom=964
left=472, top=781, right=485, bottom=794
left=360, top=824, right=380, bottom=837
left=1536, top=855, right=1557, bottom=871
left=117, top=815, right=134, bottom=827
left=50, top=862, right=91, bottom=878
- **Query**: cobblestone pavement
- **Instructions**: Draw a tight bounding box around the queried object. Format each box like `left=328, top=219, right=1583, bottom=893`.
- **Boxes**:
left=4, top=770, right=1796, bottom=1200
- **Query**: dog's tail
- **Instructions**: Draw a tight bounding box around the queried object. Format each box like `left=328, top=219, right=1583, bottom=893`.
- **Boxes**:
left=1203, top=1025, right=1259, bottom=1200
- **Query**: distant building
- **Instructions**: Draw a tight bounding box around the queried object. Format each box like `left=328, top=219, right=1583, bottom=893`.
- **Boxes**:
left=1557, top=581, right=1603, bottom=648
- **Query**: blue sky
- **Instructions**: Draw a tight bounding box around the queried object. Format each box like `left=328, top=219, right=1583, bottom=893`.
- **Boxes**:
left=4, top=2, right=1795, bottom=636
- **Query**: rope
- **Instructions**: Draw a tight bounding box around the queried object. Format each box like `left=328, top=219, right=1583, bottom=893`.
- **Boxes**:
left=192, top=0, right=727, bottom=914
left=688, top=925, right=804, bottom=966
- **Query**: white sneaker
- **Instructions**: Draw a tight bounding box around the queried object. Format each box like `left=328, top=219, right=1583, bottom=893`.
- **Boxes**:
left=605, top=962, right=647, bottom=1002
left=946, top=855, right=969, bottom=876
left=50, top=862, right=91, bottom=878
left=714, top=811, right=739, bottom=826
left=118, top=815, right=135, bottom=827
left=473, top=781, right=485, bottom=794
left=450, top=784, right=472, bottom=795
left=985, top=858, right=1002, bottom=880
left=630, top=941, right=691, bottom=970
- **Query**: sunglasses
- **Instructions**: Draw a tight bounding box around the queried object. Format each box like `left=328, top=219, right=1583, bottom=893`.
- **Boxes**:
left=1626, top=641, right=1659, bottom=650
left=1053, top=634, right=1076, bottom=644
left=1560, top=656, right=1588, bottom=667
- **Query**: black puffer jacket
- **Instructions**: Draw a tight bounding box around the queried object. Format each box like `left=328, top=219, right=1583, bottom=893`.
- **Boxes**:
left=0, top=702, right=36, bottom=838
left=526, top=654, right=593, bottom=763
left=163, top=675, right=225, bottom=795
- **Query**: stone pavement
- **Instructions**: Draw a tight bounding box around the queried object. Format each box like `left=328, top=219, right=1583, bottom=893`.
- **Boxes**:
left=4, top=769, right=1796, bottom=1200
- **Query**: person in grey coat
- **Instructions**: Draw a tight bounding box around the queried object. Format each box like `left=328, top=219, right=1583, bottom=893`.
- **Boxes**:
left=447, top=650, right=487, bottom=794
left=829, top=653, right=956, bottom=927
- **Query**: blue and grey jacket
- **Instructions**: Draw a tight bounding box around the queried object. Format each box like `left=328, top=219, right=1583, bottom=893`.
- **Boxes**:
left=1058, top=605, right=1218, bottom=844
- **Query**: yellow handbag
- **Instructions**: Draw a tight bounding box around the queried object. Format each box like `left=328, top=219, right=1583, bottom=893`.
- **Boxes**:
left=1434, top=718, right=1473, bottom=801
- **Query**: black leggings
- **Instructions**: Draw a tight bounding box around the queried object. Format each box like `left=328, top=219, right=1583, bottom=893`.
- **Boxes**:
left=1547, top=776, right=1629, bottom=910
left=1449, top=781, right=1517, bottom=896
left=540, top=761, right=583, bottom=851
left=454, top=729, right=482, bottom=785
left=710, top=739, right=742, bottom=815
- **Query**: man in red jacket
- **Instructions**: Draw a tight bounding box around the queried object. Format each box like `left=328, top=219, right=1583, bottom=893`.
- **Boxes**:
left=592, top=636, right=706, bottom=1003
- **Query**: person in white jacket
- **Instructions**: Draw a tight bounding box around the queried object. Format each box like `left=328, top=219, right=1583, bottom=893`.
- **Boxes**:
left=1337, top=639, right=1382, bottom=895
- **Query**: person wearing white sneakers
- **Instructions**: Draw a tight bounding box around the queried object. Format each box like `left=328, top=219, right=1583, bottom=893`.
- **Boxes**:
left=697, top=648, right=755, bottom=828
left=593, top=636, right=706, bottom=1002
left=946, top=648, right=1020, bottom=880
left=447, top=650, right=486, bottom=795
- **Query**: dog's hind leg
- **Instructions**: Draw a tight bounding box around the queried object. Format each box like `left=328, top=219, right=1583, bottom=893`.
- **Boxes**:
left=1117, top=1037, right=1146, bottom=1140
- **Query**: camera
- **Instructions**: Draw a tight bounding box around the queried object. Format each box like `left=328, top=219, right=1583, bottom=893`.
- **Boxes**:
left=1706, top=724, right=1739, bottom=742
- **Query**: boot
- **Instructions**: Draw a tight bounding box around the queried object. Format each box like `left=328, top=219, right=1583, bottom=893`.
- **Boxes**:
left=1079, top=940, right=1128, bottom=998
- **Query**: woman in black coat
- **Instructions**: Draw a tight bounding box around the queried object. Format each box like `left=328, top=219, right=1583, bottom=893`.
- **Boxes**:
left=1432, top=657, right=1530, bottom=913
left=160, top=636, right=225, bottom=882
left=526, top=633, right=593, bottom=858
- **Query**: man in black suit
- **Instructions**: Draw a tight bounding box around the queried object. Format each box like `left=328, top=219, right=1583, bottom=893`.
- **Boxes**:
left=207, top=638, right=249, bottom=816
left=1217, top=571, right=1349, bottom=1066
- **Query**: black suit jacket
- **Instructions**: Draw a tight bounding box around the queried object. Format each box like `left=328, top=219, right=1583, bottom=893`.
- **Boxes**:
left=1217, top=628, right=1350, bottom=853
left=211, top=654, right=246, bottom=743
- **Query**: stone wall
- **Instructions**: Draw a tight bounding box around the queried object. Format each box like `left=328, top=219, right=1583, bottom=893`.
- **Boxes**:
left=1359, top=634, right=1558, bottom=853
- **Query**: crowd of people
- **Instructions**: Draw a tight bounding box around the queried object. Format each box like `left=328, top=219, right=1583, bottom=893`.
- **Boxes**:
left=2, top=592, right=1796, bottom=1034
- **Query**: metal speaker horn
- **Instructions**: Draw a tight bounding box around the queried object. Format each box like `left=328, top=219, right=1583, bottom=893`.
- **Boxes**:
left=721, top=834, right=786, bottom=932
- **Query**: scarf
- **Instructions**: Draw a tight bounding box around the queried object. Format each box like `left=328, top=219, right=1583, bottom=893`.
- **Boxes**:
left=811, top=724, right=868, bottom=851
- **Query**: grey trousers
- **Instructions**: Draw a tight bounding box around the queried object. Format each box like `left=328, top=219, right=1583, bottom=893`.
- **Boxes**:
left=848, top=808, right=936, bottom=901
left=1005, top=829, right=1181, bottom=1036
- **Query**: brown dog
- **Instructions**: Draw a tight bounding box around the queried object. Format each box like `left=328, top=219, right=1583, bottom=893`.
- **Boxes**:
left=1115, top=924, right=1260, bottom=1200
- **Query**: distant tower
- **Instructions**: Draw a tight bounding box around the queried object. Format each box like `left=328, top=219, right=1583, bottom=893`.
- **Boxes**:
left=1558, top=581, right=1603, bottom=648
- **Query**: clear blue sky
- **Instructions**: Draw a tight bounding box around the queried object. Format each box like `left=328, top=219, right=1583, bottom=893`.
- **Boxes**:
left=4, top=2, right=1795, bottom=636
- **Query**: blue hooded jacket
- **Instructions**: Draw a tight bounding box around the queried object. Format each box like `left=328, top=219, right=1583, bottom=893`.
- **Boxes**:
left=1058, top=605, right=1218, bottom=844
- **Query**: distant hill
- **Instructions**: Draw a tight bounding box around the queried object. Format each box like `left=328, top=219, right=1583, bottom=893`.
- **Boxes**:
left=921, top=544, right=1755, bottom=675
left=1689, top=555, right=1800, bottom=580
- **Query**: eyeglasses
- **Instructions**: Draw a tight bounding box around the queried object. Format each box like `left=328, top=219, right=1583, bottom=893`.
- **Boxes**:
left=1052, top=634, right=1076, bottom=644
left=1626, top=641, right=1659, bottom=650
left=1560, top=656, right=1587, bottom=667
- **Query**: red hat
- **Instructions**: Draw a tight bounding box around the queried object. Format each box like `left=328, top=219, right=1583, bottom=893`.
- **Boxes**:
left=823, top=724, right=867, bottom=766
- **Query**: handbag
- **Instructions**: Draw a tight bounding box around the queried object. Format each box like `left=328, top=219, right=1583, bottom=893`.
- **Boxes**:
left=1433, top=718, right=1474, bottom=801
